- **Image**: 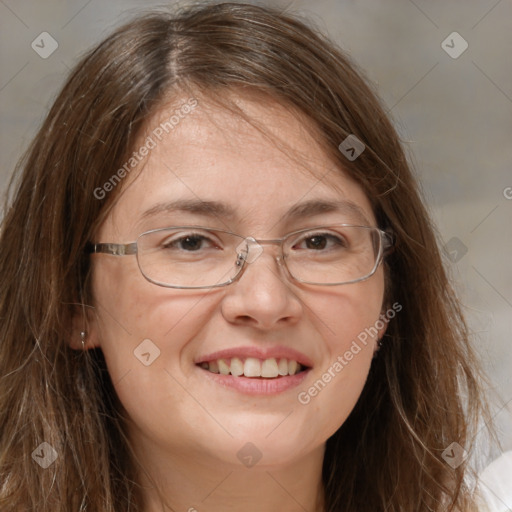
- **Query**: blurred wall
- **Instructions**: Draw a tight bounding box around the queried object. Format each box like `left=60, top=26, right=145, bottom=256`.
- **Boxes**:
left=1, top=0, right=511, bottom=453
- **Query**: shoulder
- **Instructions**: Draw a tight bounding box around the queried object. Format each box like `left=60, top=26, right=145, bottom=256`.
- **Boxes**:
left=476, top=450, right=512, bottom=512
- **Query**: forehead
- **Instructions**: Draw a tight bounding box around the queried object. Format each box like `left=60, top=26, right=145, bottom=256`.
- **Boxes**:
left=102, top=93, right=375, bottom=238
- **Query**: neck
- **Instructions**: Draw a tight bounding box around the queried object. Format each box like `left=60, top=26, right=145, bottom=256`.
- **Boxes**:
left=133, top=437, right=326, bottom=512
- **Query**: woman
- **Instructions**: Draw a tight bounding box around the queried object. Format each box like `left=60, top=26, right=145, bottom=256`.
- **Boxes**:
left=0, top=2, right=496, bottom=511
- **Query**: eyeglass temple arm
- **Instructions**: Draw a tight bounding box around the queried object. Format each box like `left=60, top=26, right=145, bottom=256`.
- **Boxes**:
left=86, top=242, right=138, bottom=256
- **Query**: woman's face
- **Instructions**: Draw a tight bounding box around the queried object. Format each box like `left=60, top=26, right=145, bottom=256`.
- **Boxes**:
left=89, top=94, right=386, bottom=470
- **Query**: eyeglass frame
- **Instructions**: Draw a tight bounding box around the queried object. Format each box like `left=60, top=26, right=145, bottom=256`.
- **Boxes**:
left=86, top=224, right=395, bottom=289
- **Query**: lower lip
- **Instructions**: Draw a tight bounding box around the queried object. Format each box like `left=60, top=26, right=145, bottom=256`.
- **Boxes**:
left=197, top=366, right=311, bottom=395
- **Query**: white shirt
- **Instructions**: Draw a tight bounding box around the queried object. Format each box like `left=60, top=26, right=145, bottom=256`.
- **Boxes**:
left=476, top=451, right=512, bottom=511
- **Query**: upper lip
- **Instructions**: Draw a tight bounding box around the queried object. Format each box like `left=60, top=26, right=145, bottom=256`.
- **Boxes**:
left=195, top=346, right=313, bottom=368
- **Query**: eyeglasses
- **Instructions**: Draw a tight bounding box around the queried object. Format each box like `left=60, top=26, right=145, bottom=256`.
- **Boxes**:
left=87, top=225, right=394, bottom=289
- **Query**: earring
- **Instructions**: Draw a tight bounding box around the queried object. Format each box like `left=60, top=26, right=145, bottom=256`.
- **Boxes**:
left=373, top=338, right=383, bottom=358
left=80, top=331, right=87, bottom=349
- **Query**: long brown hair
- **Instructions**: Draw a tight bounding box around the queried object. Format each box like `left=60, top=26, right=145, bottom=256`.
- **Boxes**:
left=0, top=2, right=489, bottom=510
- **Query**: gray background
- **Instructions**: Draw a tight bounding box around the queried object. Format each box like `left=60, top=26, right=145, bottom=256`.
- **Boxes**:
left=1, top=0, right=511, bottom=459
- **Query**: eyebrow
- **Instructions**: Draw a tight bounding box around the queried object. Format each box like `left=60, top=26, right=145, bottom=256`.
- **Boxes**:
left=140, top=198, right=371, bottom=225
left=141, top=199, right=235, bottom=220
left=283, top=199, right=371, bottom=225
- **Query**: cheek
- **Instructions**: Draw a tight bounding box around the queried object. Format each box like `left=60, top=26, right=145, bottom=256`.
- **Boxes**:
left=90, top=262, right=224, bottom=448
left=92, top=255, right=214, bottom=341
left=309, top=268, right=385, bottom=355
left=297, top=271, right=385, bottom=437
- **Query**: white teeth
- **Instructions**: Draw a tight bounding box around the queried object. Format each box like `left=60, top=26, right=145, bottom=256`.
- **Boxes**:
left=230, top=357, right=244, bottom=376
left=200, top=357, right=305, bottom=378
left=277, top=358, right=288, bottom=376
left=244, top=357, right=261, bottom=377
left=261, top=358, right=279, bottom=378
left=288, top=360, right=298, bottom=375
left=218, top=359, right=230, bottom=375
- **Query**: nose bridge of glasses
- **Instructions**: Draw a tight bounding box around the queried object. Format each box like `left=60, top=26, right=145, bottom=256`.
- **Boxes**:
left=235, top=236, right=283, bottom=265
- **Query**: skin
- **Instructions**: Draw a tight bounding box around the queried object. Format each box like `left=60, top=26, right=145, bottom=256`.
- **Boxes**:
left=85, top=93, right=387, bottom=512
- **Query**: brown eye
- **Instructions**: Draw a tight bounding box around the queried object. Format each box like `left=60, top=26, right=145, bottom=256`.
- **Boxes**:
left=305, top=236, right=327, bottom=250
left=176, top=235, right=206, bottom=251
left=162, top=233, right=217, bottom=252
left=293, top=233, right=346, bottom=251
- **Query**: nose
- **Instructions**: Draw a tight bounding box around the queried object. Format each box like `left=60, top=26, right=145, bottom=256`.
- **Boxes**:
left=220, top=244, right=303, bottom=330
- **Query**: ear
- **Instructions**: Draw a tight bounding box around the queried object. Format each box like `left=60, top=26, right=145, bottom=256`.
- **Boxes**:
left=69, top=303, right=101, bottom=351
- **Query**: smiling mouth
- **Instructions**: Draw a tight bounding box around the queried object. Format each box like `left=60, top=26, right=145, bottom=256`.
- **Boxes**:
left=197, top=357, right=308, bottom=378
